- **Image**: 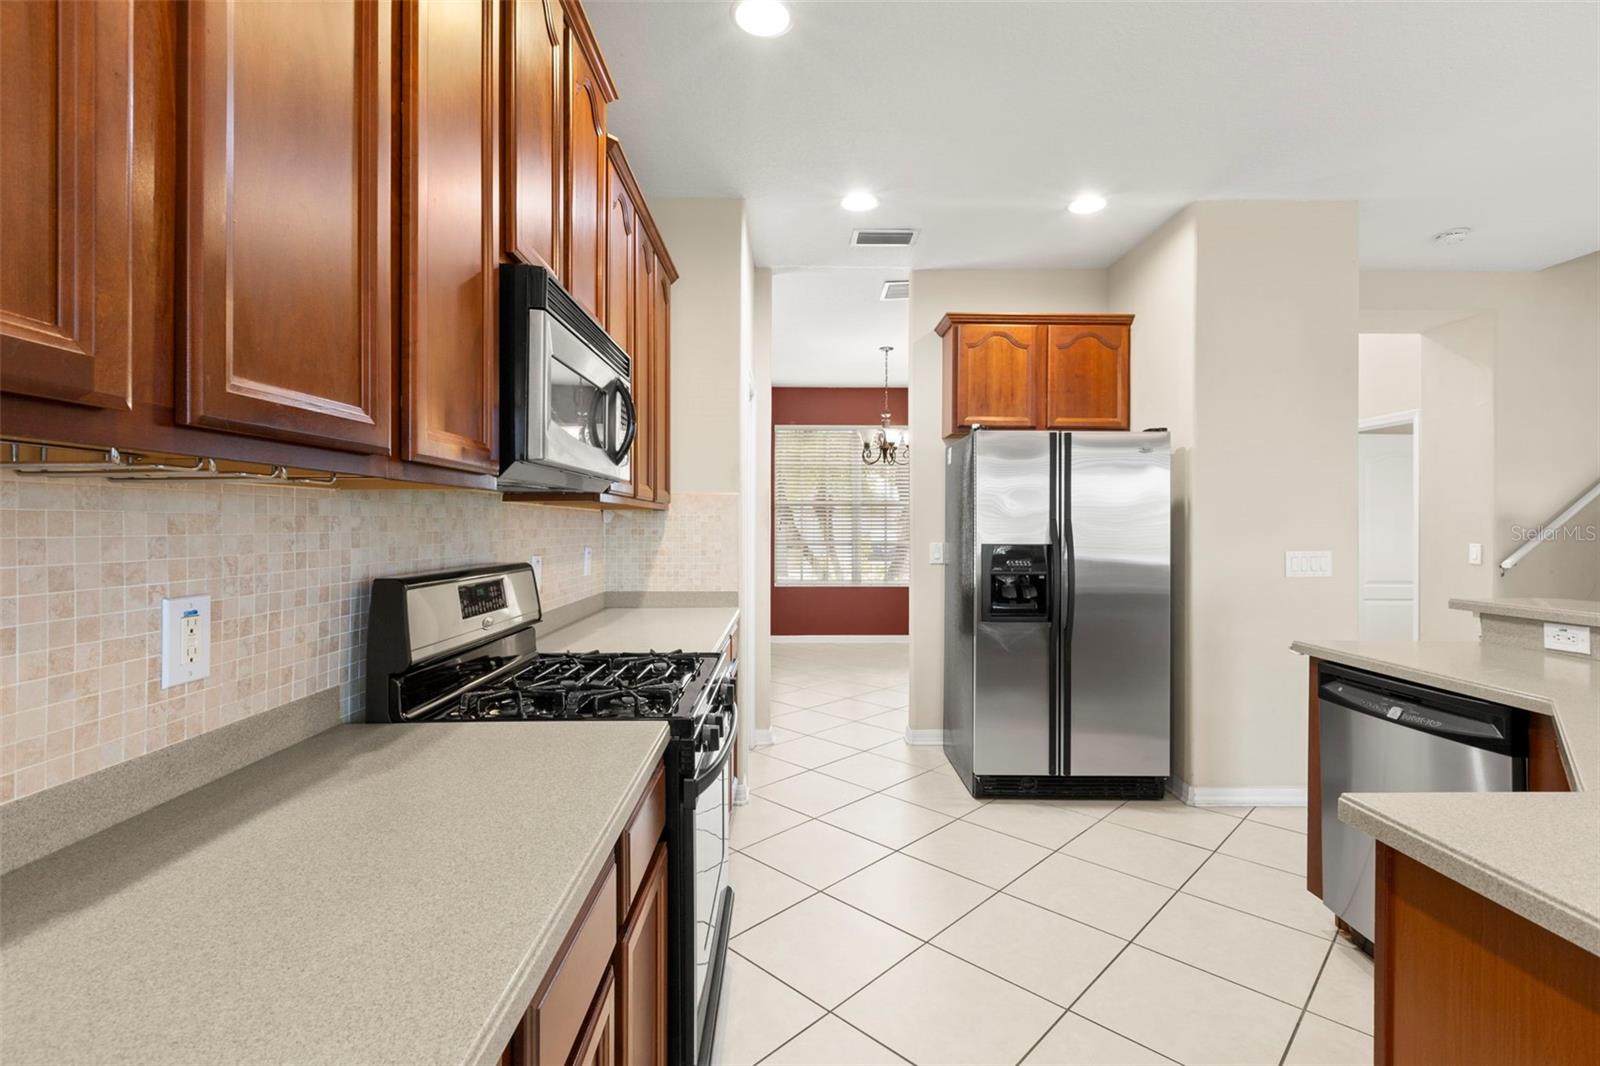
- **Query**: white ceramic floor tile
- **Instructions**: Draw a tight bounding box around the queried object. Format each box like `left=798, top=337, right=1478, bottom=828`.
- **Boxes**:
left=1022, top=1012, right=1177, bottom=1065
left=829, top=852, right=994, bottom=939
left=1283, top=1012, right=1374, bottom=1066
left=1182, top=852, right=1336, bottom=937
left=1307, top=939, right=1374, bottom=1034
left=838, top=946, right=1062, bottom=1066
left=884, top=768, right=987, bottom=816
left=904, top=819, right=1052, bottom=888
left=812, top=720, right=904, bottom=751
left=1246, top=805, right=1310, bottom=834
left=729, top=795, right=809, bottom=851
left=1007, top=853, right=1175, bottom=939
left=854, top=686, right=910, bottom=708
left=759, top=1015, right=909, bottom=1065
left=861, top=708, right=910, bottom=733
left=813, top=697, right=892, bottom=721
left=768, top=689, right=838, bottom=709
left=741, top=819, right=892, bottom=888
left=1060, top=821, right=1211, bottom=888
left=1106, top=798, right=1243, bottom=849
left=726, top=852, right=814, bottom=935
left=808, top=677, right=886, bottom=698
left=962, top=800, right=1098, bottom=849
left=1074, top=946, right=1301, bottom=1066
left=768, top=707, right=852, bottom=735
left=743, top=750, right=806, bottom=789
left=933, top=893, right=1124, bottom=1007
left=716, top=952, right=824, bottom=1066
left=820, top=793, right=955, bottom=849
left=814, top=751, right=926, bottom=791
left=1135, top=893, right=1332, bottom=1006
left=871, top=738, right=953, bottom=770
left=753, top=771, right=874, bottom=817
left=762, top=733, right=859, bottom=770
left=1219, top=819, right=1307, bottom=876
left=730, top=893, right=918, bottom=1008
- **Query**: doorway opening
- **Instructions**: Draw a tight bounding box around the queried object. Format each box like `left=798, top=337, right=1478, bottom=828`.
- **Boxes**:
left=1358, top=411, right=1419, bottom=639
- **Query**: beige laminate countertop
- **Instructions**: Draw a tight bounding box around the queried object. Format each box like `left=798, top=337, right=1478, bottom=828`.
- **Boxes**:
left=1447, top=596, right=1600, bottom=628
left=537, top=606, right=739, bottom=655
left=1, top=721, right=670, bottom=1066
left=1291, top=638, right=1600, bottom=954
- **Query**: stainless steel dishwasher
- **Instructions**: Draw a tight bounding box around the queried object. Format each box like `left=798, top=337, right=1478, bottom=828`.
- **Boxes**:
left=1318, top=662, right=1527, bottom=944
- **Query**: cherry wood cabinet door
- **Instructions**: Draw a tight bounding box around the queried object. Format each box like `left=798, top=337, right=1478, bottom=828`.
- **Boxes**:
left=652, top=262, right=672, bottom=505
left=503, top=0, right=562, bottom=274
left=629, top=242, right=655, bottom=503
left=618, top=844, right=668, bottom=1066
left=1045, top=321, right=1130, bottom=430
left=603, top=149, right=635, bottom=354
left=400, top=0, right=500, bottom=473
left=1, top=0, right=135, bottom=410
left=564, top=24, right=607, bottom=321
left=180, top=0, right=393, bottom=453
left=571, top=968, right=618, bottom=1066
left=949, top=323, right=1044, bottom=433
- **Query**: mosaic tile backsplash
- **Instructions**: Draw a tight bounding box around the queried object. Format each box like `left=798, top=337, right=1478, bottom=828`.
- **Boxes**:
left=0, top=473, right=725, bottom=805
left=605, top=492, right=740, bottom=592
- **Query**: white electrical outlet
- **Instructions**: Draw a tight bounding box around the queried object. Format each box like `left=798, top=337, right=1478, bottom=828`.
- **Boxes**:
left=529, top=555, right=543, bottom=587
left=929, top=542, right=946, bottom=565
left=1468, top=543, right=1484, bottom=565
left=1544, top=623, right=1593, bottom=656
left=160, top=594, right=211, bottom=689
left=583, top=546, right=593, bottom=576
left=1285, top=550, right=1333, bottom=578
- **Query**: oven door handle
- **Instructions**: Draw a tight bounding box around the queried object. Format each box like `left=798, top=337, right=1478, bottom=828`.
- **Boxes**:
left=691, top=699, right=738, bottom=797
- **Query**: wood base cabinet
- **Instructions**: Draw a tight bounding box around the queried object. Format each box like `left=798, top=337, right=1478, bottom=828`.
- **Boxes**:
left=937, top=314, right=1133, bottom=438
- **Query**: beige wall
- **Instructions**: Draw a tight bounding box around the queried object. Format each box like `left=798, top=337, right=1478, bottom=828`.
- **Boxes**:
left=1358, top=334, right=1421, bottom=421
left=1108, top=210, right=1198, bottom=782
left=1361, top=252, right=1600, bottom=599
left=1185, top=202, right=1361, bottom=793
left=906, top=271, right=1109, bottom=735
left=747, top=264, right=775, bottom=736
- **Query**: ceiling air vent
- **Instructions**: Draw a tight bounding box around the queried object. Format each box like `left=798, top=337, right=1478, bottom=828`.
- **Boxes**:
left=880, top=280, right=911, bottom=301
left=851, top=228, right=918, bottom=247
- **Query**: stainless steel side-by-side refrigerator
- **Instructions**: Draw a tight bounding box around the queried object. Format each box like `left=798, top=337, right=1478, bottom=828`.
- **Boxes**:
left=944, top=429, right=1171, bottom=798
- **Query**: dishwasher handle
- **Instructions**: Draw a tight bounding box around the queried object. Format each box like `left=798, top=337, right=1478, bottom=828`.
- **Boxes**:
left=1318, top=680, right=1520, bottom=754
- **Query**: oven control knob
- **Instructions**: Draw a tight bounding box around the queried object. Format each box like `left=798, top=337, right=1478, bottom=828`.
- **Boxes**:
left=699, top=721, right=722, bottom=752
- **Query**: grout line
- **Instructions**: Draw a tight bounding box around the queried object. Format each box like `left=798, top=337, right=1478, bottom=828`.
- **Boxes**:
left=1279, top=936, right=1339, bottom=1066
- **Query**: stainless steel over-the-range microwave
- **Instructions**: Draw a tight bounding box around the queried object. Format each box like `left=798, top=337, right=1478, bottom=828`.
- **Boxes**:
left=498, top=264, right=634, bottom=493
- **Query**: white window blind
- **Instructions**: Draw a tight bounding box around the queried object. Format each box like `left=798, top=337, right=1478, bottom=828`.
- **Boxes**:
left=774, top=425, right=910, bottom=586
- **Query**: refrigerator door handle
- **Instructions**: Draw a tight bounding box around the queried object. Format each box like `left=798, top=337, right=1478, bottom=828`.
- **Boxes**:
left=1054, top=433, right=1073, bottom=775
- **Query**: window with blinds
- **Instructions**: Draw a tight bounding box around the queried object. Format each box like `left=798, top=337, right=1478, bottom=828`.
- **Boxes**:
left=774, top=425, right=910, bottom=586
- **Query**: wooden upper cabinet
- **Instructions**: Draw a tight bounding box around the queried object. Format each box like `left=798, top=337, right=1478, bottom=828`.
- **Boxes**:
left=630, top=243, right=655, bottom=503
left=400, top=0, right=500, bottom=473
left=940, top=321, right=1044, bottom=436
left=503, top=0, right=563, bottom=274
left=603, top=142, right=636, bottom=354
left=180, top=0, right=393, bottom=453
left=651, top=253, right=674, bottom=505
left=1, top=0, right=135, bottom=410
left=562, top=3, right=616, bottom=323
left=1045, top=321, right=1130, bottom=430
left=938, top=314, right=1134, bottom=437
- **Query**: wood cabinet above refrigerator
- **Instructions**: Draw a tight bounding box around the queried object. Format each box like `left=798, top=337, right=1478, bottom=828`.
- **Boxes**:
left=936, top=314, right=1134, bottom=438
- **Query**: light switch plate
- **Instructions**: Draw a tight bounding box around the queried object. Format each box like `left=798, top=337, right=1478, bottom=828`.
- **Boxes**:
left=1468, top=543, right=1484, bottom=565
left=929, top=542, right=946, bottom=565
left=583, top=546, right=593, bottom=577
left=1285, top=550, right=1333, bottom=578
left=1544, top=623, right=1593, bottom=655
left=160, top=595, right=211, bottom=689
left=529, top=555, right=543, bottom=587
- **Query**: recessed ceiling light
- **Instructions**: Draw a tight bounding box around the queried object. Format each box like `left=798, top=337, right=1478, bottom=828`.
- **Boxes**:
left=733, top=0, right=791, bottom=38
left=841, top=190, right=880, bottom=212
left=1068, top=193, right=1107, bottom=215
left=1433, top=227, right=1472, bottom=244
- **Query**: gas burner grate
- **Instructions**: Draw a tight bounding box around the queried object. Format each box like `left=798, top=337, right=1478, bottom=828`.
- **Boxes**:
left=446, top=650, right=707, bottom=721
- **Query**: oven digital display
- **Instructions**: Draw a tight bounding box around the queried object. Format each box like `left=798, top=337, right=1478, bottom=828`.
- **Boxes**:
left=458, top=579, right=508, bottom=619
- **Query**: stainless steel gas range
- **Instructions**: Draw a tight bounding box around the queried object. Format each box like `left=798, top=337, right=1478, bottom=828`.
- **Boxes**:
left=364, top=563, right=736, bottom=1066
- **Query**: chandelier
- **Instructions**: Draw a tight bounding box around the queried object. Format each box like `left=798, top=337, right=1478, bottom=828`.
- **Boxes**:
left=861, top=346, right=909, bottom=466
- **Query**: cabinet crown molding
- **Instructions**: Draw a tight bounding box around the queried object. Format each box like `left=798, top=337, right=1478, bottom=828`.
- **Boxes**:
left=562, top=0, right=618, bottom=101
left=935, top=312, right=1135, bottom=337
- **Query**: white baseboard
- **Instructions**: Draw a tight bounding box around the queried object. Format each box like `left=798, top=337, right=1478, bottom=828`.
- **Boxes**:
left=904, top=729, right=946, bottom=746
left=1169, top=777, right=1307, bottom=807
left=752, top=728, right=774, bottom=747
left=770, top=634, right=910, bottom=644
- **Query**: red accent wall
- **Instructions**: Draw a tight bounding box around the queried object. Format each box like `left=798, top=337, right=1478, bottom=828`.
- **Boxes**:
left=772, top=387, right=910, bottom=636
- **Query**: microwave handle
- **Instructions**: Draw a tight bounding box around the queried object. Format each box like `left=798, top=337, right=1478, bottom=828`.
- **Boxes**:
left=604, top=381, right=637, bottom=464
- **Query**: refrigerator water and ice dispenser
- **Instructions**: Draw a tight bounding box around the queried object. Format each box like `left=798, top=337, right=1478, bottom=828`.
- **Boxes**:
left=981, top=545, right=1050, bottom=621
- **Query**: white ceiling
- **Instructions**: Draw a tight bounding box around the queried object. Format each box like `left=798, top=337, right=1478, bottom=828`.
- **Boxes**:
left=771, top=269, right=910, bottom=386
left=588, top=1, right=1599, bottom=273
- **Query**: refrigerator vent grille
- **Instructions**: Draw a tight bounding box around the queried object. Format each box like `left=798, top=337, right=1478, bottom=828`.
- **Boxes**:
left=851, top=229, right=918, bottom=247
